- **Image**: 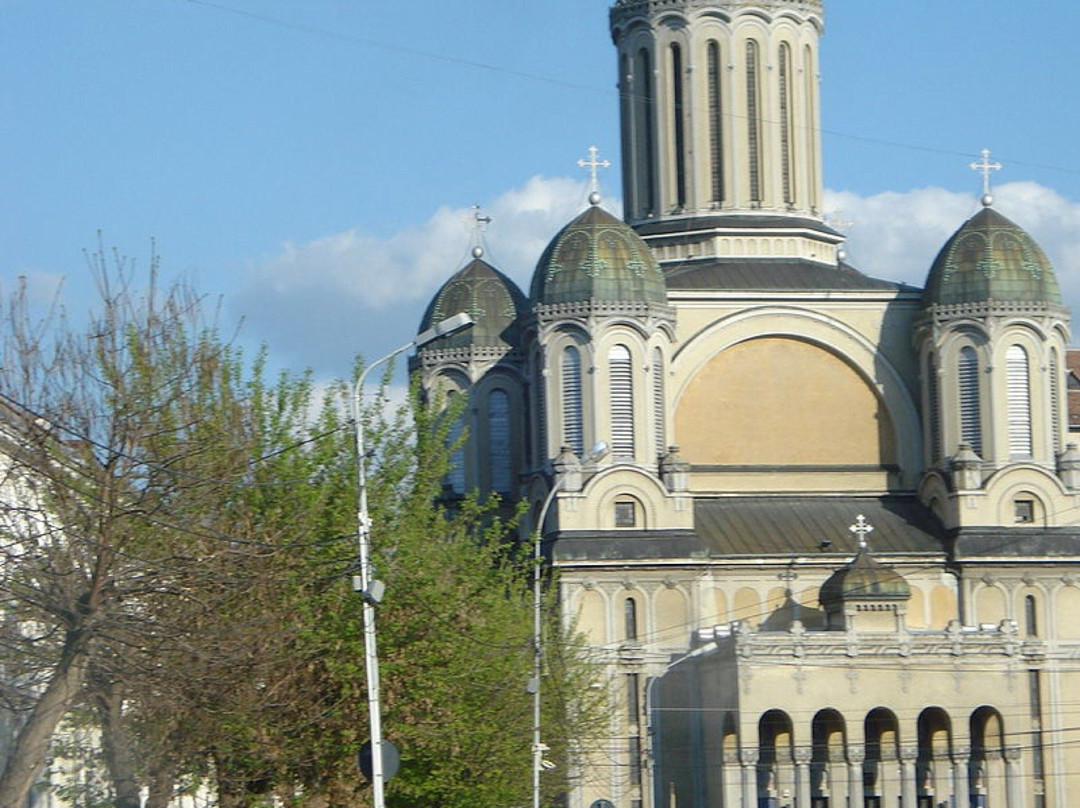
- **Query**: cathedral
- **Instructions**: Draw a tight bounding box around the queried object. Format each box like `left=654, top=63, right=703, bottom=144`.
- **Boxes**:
left=411, top=1, right=1080, bottom=806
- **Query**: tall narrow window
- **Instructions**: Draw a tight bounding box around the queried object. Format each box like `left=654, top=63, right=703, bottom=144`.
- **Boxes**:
left=447, top=416, right=466, bottom=495
left=778, top=43, right=795, bottom=206
left=488, top=390, right=512, bottom=494
left=562, top=346, right=584, bottom=457
left=745, top=40, right=762, bottom=204
left=927, top=352, right=941, bottom=462
left=1050, top=348, right=1062, bottom=455
left=652, top=348, right=666, bottom=460
left=1025, top=595, right=1039, bottom=637
left=670, top=44, right=686, bottom=209
left=610, top=344, right=635, bottom=458
left=804, top=45, right=818, bottom=211
left=1006, top=344, right=1033, bottom=457
left=627, top=673, right=641, bottom=726
left=707, top=41, right=724, bottom=205
left=958, top=346, right=982, bottom=454
left=624, top=597, right=639, bottom=642
left=634, top=48, right=656, bottom=217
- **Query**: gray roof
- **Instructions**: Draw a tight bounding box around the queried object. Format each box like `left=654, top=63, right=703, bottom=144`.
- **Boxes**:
left=694, top=496, right=945, bottom=556
left=633, top=213, right=840, bottom=239
left=550, top=496, right=946, bottom=563
left=664, top=259, right=909, bottom=292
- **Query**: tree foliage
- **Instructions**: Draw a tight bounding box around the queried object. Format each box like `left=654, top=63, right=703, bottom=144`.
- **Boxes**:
left=0, top=246, right=598, bottom=808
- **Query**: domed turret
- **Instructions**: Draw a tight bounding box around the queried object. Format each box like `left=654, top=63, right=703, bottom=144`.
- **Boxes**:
left=530, top=203, right=667, bottom=306
left=418, top=255, right=527, bottom=353
left=923, top=206, right=1061, bottom=307
left=819, top=550, right=911, bottom=607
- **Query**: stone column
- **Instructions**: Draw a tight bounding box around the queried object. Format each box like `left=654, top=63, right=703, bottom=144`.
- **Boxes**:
left=847, top=747, right=865, bottom=806
left=899, top=746, right=918, bottom=808
left=794, top=747, right=812, bottom=808
left=723, top=751, right=741, bottom=808
left=1004, top=746, right=1024, bottom=808
left=740, top=749, right=759, bottom=808
left=952, top=744, right=970, bottom=808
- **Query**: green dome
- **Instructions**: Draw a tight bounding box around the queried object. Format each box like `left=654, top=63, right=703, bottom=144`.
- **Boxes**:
left=924, top=207, right=1060, bottom=307
left=418, top=256, right=527, bottom=351
left=530, top=204, right=667, bottom=306
left=819, top=550, right=910, bottom=606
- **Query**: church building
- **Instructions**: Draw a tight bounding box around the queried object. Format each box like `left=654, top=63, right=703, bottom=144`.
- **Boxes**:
left=411, top=1, right=1080, bottom=806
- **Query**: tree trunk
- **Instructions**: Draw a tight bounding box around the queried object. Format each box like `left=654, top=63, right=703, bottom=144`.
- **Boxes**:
left=94, top=678, right=142, bottom=808
left=0, top=630, right=90, bottom=808
left=145, top=764, right=176, bottom=808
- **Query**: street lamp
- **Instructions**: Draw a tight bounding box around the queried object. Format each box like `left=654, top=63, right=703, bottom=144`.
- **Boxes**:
left=353, top=311, right=473, bottom=808
left=531, top=440, right=608, bottom=808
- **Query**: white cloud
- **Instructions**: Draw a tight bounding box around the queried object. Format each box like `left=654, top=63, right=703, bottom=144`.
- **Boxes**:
left=235, top=177, right=1080, bottom=378
left=232, top=175, right=598, bottom=376
left=825, top=182, right=1080, bottom=321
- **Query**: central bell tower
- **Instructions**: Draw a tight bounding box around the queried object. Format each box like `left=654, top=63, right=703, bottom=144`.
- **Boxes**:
left=611, top=0, right=837, bottom=265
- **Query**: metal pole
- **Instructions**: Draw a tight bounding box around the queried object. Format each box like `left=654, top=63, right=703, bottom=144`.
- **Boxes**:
left=353, top=313, right=472, bottom=808
left=532, top=442, right=607, bottom=808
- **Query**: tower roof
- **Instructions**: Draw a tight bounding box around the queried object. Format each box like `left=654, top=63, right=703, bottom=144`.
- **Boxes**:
left=923, top=207, right=1061, bottom=307
left=418, top=255, right=527, bottom=352
left=819, top=549, right=910, bottom=606
left=530, top=203, right=667, bottom=306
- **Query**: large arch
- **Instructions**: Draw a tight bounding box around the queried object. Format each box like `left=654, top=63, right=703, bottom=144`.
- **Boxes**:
left=672, top=306, right=922, bottom=487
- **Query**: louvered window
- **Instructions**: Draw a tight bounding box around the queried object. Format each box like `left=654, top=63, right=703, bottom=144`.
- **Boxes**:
left=1050, top=349, right=1062, bottom=454
left=1006, top=344, right=1033, bottom=457
left=562, top=346, right=584, bottom=457
left=778, top=43, right=795, bottom=206
left=447, top=416, right=466, bottom=495
left=746, top=40, right=762, bottom=203
left=652, top=348, right=666, bottom=460
left=610, top=344, right=635, bottom=458
left=635, top=48, right=656, bottom=217
left=958, top=346, right=982, bottom=455
left=488, top=390, right=512, bottom=494
left=927, top=352, right=941, bottom=461
left=670, top=43, right=686, bottom=209
left=707, top=41, right=724, bottom=204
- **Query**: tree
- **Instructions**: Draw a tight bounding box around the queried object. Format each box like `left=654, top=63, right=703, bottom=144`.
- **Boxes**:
left=0, top=247, right=600, bottom=808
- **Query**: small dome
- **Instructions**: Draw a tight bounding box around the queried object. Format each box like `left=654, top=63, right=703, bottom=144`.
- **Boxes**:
left=819, top=550, right=910, bottom=606
left=924, top=207, right=1060, bottom=307
left=530, top=205, right=667, bottom=306
left=418, top=257, right=527, bottom=351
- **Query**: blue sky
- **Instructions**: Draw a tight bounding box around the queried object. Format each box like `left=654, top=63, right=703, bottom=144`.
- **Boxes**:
left=4, top=1, right=1080, bottom=378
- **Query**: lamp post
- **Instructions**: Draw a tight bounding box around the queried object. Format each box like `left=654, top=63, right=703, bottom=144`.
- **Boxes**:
left=353, top=311, right=472, bottom=808
left=531, top=441, right=608, bottom=808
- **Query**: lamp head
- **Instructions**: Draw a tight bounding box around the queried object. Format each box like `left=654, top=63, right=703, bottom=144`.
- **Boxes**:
left=585, top=440, right=609, bottom=463
left=413, top=311, right=474, bottom=349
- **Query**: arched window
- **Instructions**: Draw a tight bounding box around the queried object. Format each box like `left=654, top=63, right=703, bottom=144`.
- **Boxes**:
left=1006, top=344, right=1032, bottom=457
left=487, top=389, right=512, bottom=494
left=562, top=346, right=584, bottom=456
left=624, top=597, right=639, bottom=642
left=652, top=348, right=666, bottom=460
left=634, top=48, right=656, bottom=217
left=447, top=415, right=466, bottom=496
left=778, top=42, right=795, bottom=206
left=706, top=40, right=724, bottom=205
left=609, top=344, right=635, bottom=458
left=1050, top=348, right=1062, bottom=455
left=1025, top=594, right=1039, bottom=637
left=927, top=352, right=941, bottom=462
left=670, top=43, right=686, bottom=209
left=745, top=40, right=762, bottom=203
left=804, top=44, right=818, bottom=210
left=958, top=346, right=982, bottom=454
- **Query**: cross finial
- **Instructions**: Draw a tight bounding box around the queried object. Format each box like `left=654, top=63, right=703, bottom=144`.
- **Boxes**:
left=466, top=204, right=492, bottom=258
left=577, top=146, right=611, bottom=205
left=970, top=148, right=1002, bottom=207
left=848, top=514, right=874, bottom=551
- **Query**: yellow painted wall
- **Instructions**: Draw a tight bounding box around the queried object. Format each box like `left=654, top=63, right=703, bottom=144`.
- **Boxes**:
left=675, top=337, right=895, bottom=466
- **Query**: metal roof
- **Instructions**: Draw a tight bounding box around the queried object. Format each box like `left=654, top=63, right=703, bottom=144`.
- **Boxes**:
left=694, top=496, right=946, bottom=556
left=664, top=259, right=908, bottom=292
